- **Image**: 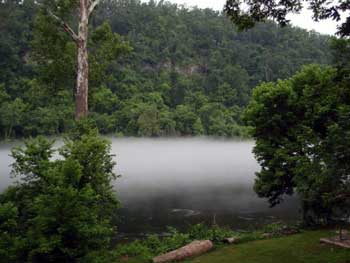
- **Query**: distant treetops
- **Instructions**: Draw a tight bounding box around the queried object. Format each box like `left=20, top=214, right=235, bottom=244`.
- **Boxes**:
left=0, top=0, right=331, bottom=139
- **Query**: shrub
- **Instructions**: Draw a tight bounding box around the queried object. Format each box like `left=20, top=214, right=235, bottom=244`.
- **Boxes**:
left=0, top=129, right=119, bottom=262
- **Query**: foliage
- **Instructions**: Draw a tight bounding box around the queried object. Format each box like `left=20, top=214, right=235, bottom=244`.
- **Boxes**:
left=188, top=223, right=235, bottom=242
left=114, top=224, right=237, bottom=261
left=225, top=0, right=350, bottom=37
left=0, top=130, right=119, bottom=262
left=0, top=0, right=332, bottom=139
left=113, top=222, right=303, bottom=262
left=245, top=61, right=350, bottom=224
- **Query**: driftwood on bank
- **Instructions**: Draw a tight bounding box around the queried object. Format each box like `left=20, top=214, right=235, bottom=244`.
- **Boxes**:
left=152, top=240, right=213, bottom=263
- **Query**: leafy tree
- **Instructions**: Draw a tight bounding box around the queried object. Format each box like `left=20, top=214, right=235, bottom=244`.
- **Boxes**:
left=228, top=0, right=350, bottom=223
left=159, top=111, right=176, bottom=136
left=245, top=64, right=350, bottom=224
left=0, top=98, right=28, bottom=139
left=90, top=86, right=119, bottom=114
left=225, top=0, right=350, bottom=37
left=174, top=105, right=199, bottom=136
left=0, top=130, right=119, bottom=262
left=0, top=0, right=36, bottom=85
left=0, top=202, right=24, bottom=262
left=14, top=0, right=128, bottom=121
left=193, top=118, right=204, bottom=136
left=137, top=105, right=161, bottom=137
left=32, top=13, right=130, bottom=118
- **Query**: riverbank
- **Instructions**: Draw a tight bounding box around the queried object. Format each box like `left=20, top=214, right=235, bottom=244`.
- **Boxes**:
left=122, top=229, right=350, bottom=263
left=188, top=229, right=350, bottom=263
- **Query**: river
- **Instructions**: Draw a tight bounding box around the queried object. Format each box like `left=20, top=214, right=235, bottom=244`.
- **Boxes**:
left=0, top=138, right=300, bottom=237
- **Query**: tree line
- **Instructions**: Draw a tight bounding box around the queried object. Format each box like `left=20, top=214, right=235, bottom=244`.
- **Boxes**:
left=0, top=0, right=332, bottom=139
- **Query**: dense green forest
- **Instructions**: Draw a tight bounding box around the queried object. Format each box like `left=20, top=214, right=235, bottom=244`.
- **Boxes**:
left=0, top=0, right=332, bottom=139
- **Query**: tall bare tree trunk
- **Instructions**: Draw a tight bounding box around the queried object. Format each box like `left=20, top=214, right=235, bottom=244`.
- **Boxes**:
left=44, top=0, right=100, bottom=120
left=75, top=0, right=89, bottom=120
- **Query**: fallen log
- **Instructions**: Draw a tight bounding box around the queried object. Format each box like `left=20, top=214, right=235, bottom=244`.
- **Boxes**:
left=152, top=240, right=213, bottom=263
left=320, top=237, right=350, bottom=248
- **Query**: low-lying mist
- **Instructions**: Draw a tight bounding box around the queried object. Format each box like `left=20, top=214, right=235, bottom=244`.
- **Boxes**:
left=114, top=138, right=259, bottom=210
left=0, top=137, right=299, bottom=233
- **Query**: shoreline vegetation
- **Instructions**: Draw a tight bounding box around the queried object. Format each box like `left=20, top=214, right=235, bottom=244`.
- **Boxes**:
left=0, top=133, right=253, bottom=144
left=0, top=123, right=253, bottom=142
left=113, top=223, right=350, bottom=263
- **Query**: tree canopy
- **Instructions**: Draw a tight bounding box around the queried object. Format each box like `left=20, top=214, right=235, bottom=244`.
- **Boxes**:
left=0, top=0, right=332, bottom=139
left=245, top=40, right=350, bottom=223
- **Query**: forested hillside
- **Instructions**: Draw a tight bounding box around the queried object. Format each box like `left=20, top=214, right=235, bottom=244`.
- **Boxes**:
left=0, top=0, right=332, bottom=139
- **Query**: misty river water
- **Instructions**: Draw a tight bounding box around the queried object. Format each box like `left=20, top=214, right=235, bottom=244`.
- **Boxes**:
left=0, top=138, right=300, bottom=236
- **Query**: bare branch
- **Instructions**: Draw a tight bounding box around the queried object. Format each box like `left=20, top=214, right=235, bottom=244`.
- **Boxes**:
left=88, top=0, right=101, bottom=17
left=46, top=9, right=79, bottom=43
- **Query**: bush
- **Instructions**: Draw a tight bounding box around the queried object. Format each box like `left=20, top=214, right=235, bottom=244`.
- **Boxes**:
left=188, top=224, right=236, bottom=242
left=0, top=129, right=119, bottom=262
left=114, top=228, right=191, bottom=260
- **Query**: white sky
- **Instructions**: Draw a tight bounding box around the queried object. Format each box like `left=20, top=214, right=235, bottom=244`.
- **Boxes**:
left=145, top=0, right=341, bottom=35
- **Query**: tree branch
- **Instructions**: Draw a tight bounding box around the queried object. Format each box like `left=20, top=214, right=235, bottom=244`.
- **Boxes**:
left=35, top=1, right=78, bottom=42
left=88, top=0, right=101, bottom=17
left=46, top=9, right=79, bottom=43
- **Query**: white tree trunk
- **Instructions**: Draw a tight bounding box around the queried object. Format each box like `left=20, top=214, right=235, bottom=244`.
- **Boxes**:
left=43, top=0, right=101, bottom=119
left=75, top=0, right=89, bottom=120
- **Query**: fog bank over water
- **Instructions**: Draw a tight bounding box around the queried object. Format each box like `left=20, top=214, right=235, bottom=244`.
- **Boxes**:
left=0, top=138, right=300, bottom=233
left=114, top=138, right=260, bottom=208
left=115, top=139, right=257, bottom=187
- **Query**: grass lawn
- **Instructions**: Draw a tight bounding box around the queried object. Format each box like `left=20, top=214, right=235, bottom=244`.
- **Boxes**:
left=184, top=230, right=350, bottom=263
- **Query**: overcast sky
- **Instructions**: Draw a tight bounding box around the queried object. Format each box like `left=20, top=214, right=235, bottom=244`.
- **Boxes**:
left=145, top=0, right=340, bottom=35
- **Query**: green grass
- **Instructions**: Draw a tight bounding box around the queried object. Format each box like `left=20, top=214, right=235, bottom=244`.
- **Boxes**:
left=184, top=230, right=350, bottom=263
